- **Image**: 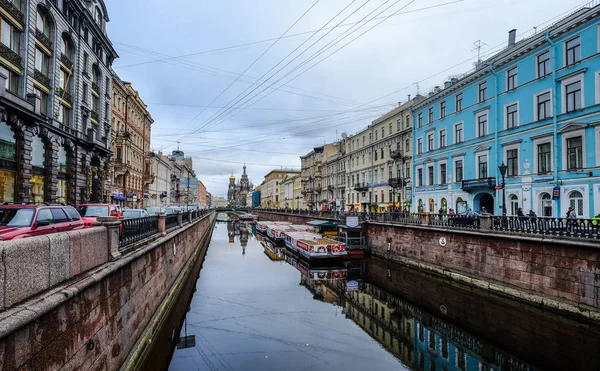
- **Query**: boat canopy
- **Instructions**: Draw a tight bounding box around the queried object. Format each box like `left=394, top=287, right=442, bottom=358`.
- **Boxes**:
left=307, top=220, right=337, bottom=228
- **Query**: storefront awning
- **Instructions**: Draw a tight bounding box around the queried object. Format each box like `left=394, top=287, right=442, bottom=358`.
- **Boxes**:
left=113, top=196, right=126, bottom=201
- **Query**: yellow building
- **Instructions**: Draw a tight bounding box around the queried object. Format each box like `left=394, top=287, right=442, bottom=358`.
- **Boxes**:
left=260, top=169, right=300, bottom=208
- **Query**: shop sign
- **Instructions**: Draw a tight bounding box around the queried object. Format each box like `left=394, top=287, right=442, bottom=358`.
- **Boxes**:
left=552, top=187, right=560, bottom=200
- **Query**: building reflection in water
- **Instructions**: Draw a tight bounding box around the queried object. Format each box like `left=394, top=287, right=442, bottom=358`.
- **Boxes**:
left=226, top=221, right=250, bottom=254
left=282, top=251, right=598, bottom=371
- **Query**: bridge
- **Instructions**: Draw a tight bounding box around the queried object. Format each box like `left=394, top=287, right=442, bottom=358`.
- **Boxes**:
left=215, top=207, right=249, bottom=212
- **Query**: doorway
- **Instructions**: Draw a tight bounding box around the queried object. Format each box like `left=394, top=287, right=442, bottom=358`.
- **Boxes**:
left=474, top=192, right=494, bottom=214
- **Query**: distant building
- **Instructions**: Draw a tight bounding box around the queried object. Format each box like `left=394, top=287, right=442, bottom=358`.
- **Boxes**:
left=260, top=169, right=301, bottom=208
left=197, top=180, right=207, bottom=208
left=147, top=151, right=171, bottom=207
left=211, top=196, right=228, bottom=208
left=227, top=165, right=252, bottom=206
left=252, top=186, right=261, bottom=208
left=206, top=192, right=212, bottom=208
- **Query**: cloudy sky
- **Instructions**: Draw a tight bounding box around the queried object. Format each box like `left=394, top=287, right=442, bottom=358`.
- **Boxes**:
left=105, top=0, right=588, bottom=197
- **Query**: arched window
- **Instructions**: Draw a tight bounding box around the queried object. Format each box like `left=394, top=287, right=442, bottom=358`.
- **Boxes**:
left=540, top=192, right=552, bottom=217
left=95, top=7, right=102, bottom=25
left=569, top=190, right=584, bottom=217
left=62, top=36, right=72, bottom=60
left=509, top=194, right=519, bottom=216
left=30, top=135, right=46, bottom=203
left=36, top=8, right=50, bottom=37
left=57, top=147, right=68, bottom=204
left=0, top=121, right=16, bottom=202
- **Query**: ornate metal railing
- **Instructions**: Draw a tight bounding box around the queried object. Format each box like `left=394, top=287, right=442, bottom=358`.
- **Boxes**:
left=90, top=110, right=99, bottom=122
left=55, top=87, right=72, bottom=104
left=60, top=53, right=73, bottom=70
left=430, top=214, right=481, bottom=229
left=0, top=43, right=22, bottom=69
left=492, top=216, right=600, bottom=239
left=166, top=213, right=179, bottom=229
left=92, top=81, right=100, bottom=94
left=35, top=29, right=53, bottom=51
left=34, top=69, right=51, bottom=88
left=119, top=216, right=159, bottom=248
left=0, top=0, right=23, bottom=24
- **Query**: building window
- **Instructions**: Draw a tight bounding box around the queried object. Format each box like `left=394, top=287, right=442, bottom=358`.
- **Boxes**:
left=34, top=88, right=49, bottom=116
left=565, top=81, right=582, bottom=112
left=536, top=91, right=551, bottom=120
left=396, top=119, right=401, bottom=131
left=569, top=190, right=584, bottom=216
left=478, top=155, right=488, bottom=178
left=455, top=160, right=463, bottom=182
left=406, top=116, right=411, bottom=128
left=417, top=138, right=423, bottom=154
left=427, top=133, right=433, bottom=151
left=35, top=47, right=49, bottom=75
left=428, top=107, right=434, bottom=123
left=506, top=103, right=518, bottom=129
left=405, top=163, right=410, bottom=179
left=388, top=123, right=392, bottom=135
left=57, top=105, right=70, bottom=126
left=537, top=51, right=550, bottom=77
left=440, top=101, right=446, bottom=118
left=382, top=127, right=385, bottom=138
left=0, top=65, right=18, bottom=94
left=418, top=113, right=422, bottom=127
left=405, top=138, right=409, bottom=151
left=82, top=83, right=88, bottom=102
left=455, top=93, right=463, bottom=112
left=507, top=67, right=517, bottom=90
left=83, top=52, right=89, bottom=73
left=428, top=166, right=434, bottom=186
left=36, top=9, right=50, bottom=37
left=454, top=123, right=463, bottom=143
left=565, top=36, right=581, bottom=66
left=477, top=113, right=488, bottom=137
left=417, top=168, right=423, bottom=186
left=439, top=129, right=446, bottom=148
left=440, top=163, right=447, bottom=185
left=478, top=81, right=487, bottom=102
left=1, top=17, right=20, bottom=56
left=541, top=192, right=553, bottom=216
left=506, top=148, right=518, bottom=176
left=374, top=151, right=378, bottom=161
left=0, top=122, right=16, bottom=203
left=566, top=136, right=583, bottom=170
left=57, top=147, right=68, bottom=204
left=537, top=142, right=551, bottom=173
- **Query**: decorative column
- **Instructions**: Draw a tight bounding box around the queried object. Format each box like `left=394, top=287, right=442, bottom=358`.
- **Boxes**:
left=45, top=135, right=59, bottom=202
left=16, top=123, right=34, bottom=203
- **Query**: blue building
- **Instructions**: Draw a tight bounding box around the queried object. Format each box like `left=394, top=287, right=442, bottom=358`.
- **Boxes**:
left=252, top=190, right=261, bottom=208
left=412, top=4, right=600, bottom=218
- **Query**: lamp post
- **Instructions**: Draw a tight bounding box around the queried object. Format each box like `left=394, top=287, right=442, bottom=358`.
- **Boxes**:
left=498, top=162, right=508, bottom=216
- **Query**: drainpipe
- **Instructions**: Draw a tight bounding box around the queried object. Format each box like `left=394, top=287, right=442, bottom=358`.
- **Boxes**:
left=410, top=107, right=416, bottom=213
left=545, top=32, right=559, bottom=217
left=488, top=63, right=500, bottom=215
left=370, top=127, right=374, bottom=212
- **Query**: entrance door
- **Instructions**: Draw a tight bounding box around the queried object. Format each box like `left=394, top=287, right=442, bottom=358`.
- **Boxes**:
left=479, top=193, right=494, bottom=214
left=428, top=198, right=435, bottom=213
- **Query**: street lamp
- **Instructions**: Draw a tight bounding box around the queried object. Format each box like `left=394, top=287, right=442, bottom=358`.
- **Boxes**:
left=498, top=162, right=508, bottom=216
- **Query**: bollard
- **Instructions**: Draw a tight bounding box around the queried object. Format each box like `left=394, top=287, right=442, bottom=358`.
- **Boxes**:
left=421, top=212, right=430, bottom=226
left=188, top=211, right=192, bottom=224
left=480, top=214, right=492, bottom=231
left=177, top=212, right=183, bottom=227
left=157, top=212, right=167, bottom=236
left=97, top=216, right=121, bottom=261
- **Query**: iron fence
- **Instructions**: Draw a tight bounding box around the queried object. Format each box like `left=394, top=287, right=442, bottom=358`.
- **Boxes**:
left=119, top=215, right=159, bottom=248
left=166, top=213, right=179, bottom=229
left=430, top=214, right=481, bottom=230
left=492, top=216, right=600, bottom=239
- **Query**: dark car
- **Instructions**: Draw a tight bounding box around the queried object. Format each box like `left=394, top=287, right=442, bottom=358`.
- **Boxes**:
left=0, top=204, right=85, bottom=241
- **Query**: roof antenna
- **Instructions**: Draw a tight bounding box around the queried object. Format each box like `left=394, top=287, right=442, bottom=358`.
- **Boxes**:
left=472, top=39, right=488, bottom=63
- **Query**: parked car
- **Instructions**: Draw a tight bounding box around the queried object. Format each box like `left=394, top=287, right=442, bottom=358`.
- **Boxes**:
left=77, top=203, right=123, bottom=227
left=0, top=204, right=85, bottom=240
left=165, top=207, right=182, bottom=215
left=122, top=209, right=149, bottom=219
left=146, top=207, right=166, bottom=216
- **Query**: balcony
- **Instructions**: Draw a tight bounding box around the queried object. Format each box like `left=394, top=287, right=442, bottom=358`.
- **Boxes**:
left=35, top=29, right=52, bottom=51
left=34, top=69, right=51, bottom=89
left=113, top=160, right=131, bottom=175
left=390, top=150, right=404, bottom=161
left=92, top=81, right=100, bottom=95
left=0, top=0, right=24, bottom=25
left=300, top=189, right=308, bottom=195
left=60, top=53, right=73, bottom=70
left=90, top=110, right=99, bottom=123
left=143, top=171, right=155, bottom=185
left=388, top=177, right=406, bottom=188
left=314, top=185, right=322, bottom=192
left=461, top=177, right=496, bottom=192
left=354, top=182, right=369, bottom=192
left=55, top=87, right=72, bottom=105
left=115, top=130, right=131, bottom=139
left=327, top=185, right=334, bottom=192
left=0, top=43, right=22, bottom=69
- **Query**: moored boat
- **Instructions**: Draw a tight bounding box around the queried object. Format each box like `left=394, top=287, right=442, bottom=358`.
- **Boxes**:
left=284, top=231, right=347, bottom=259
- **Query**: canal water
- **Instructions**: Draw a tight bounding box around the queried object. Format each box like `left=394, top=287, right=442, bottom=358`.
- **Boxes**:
left=168, top=221, right=600, bottom=371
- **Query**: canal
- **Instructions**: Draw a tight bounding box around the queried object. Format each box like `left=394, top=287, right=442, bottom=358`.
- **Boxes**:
left=168, top=221, right=600, bottom=371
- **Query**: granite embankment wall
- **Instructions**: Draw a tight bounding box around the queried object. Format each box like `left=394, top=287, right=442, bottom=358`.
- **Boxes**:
left=0, top=212, right=215, bottom=370
left=255, top=211, right=600, bottom=318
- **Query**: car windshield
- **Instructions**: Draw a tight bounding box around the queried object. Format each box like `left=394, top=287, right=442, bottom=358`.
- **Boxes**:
left=146, top=207, right=164, bottom=215
left=0, top=209, right=35, bottom=227
left=77, top=205, right=108, bottom=217
left=123, top=210, right=142, bottom=219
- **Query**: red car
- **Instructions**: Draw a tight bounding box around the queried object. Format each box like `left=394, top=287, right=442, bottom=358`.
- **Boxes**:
left=0, top=204, right=85, bottom=241
left=77, top=203, right=123, bottom=227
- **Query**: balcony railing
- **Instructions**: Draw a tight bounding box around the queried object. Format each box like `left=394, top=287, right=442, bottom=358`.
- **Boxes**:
left=0, top=0, right=24, bottom=24
left=390, top=150, right=404, bottom=160
left=354, top=182, right=370, bottom=192
left=388, top=177, right=405, bottom=188
left=34, top=69, right=51, bottom=88
left=35, top=29, right=52, bottom=51
left=55, top=87, right=72, bottom=105
left=0, top=43, right=22, bottom=69
left=90, top=110, right=99, bottom=123
left=327, top=185, right=334, bottom=192
left=92, top=81, right=100, bottom=95
left=60, top=53, right=73, bottom=70
left=115, top=130, right=131, bottom=139
left=461, top=177, right=496, bottom=192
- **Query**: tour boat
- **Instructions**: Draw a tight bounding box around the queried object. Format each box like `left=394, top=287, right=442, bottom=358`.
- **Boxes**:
left=262, top=239, right=285, bottom=261
left=284, top=231, right=348, bottom=259
left=266, top=225, right=295, bottom=242
left=256, top=221, right=289, bottom=234
left=289, top=224, right=316, bottom=232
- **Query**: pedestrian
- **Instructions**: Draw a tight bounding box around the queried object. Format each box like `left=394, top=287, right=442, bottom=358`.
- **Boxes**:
left=527, top=210, right=537, bottom=218
left=448, top=208, right=456, bottom=216
left=566, top=207, right=577, bottom=232
left=480, top=206, right=489, bottom=215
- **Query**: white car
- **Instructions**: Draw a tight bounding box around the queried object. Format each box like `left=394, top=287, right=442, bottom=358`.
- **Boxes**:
left=122, top=209, right=149, bottom=219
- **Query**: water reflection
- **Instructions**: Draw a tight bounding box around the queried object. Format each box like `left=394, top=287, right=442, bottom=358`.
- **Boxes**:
left=169, top=223, right=600, bottom=371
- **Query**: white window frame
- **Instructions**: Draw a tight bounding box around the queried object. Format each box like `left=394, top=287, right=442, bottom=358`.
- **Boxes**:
left=415, top=165, right=424, bottom=187
left=561, top=129, right=586, bottom=170
left=503, top=142, right=521, bottom=177
left=427, top=132, right=434, bottom=152
left=506, top=66, right=518, bottom=91
left=453, top=155, right=465, bottom=183
left=564, top=35, right=581, bottom=67
left=533, top=135, right=554, bottom=175
left=533, top=89, right=553, bottom=122
left=503, top=101, right=520, bottom=129
left=454, top=121, right=464, bottom=144
left=438, top=159, right=448, bottom=185
left=475, top=110, right=490, bottom=138
left=564, top=186, right=588, bottom=217
left=439, top=129, right=447, bottom=148
left=417, top=137, right=423, bottom=154
left=426, top=164, right=435, bottom=186
left=561, top=73, right=584, bottom=114
left=475, top=149, right=490, bottom=179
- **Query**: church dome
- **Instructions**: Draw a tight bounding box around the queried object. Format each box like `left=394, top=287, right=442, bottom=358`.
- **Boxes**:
left=229, top=174, right=235, bottom=180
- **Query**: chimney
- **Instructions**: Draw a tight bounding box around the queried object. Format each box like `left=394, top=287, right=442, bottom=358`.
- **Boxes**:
left=508, top=29, right=516, bottom=47
left=398, top=101, right=401, bottom=107
left=444, top=81, right=452, bottom=89
left=434, top=86, right=441, bottom=93
left=407, top=94, right=411, bottom=101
